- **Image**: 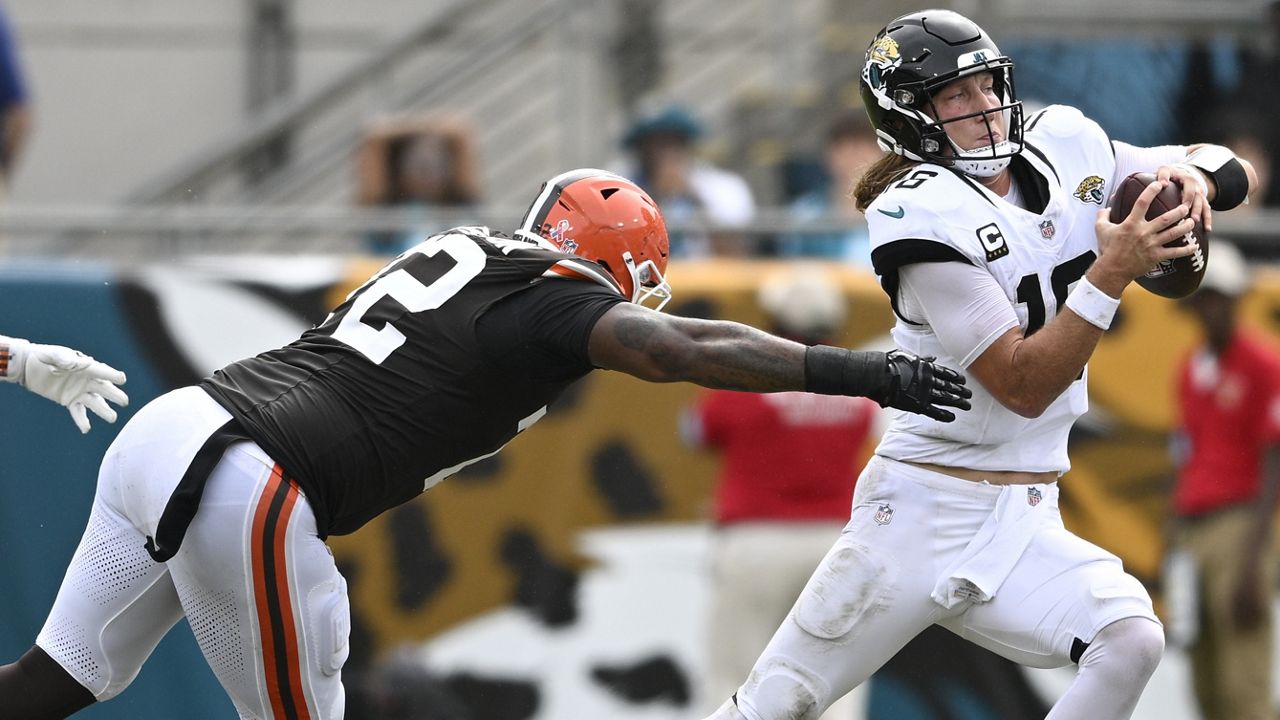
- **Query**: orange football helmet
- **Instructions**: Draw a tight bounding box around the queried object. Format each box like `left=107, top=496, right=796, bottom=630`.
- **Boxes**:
left=517, top=168, right=672, bottom=310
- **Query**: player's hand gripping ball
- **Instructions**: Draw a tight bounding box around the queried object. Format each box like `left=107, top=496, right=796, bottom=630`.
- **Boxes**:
left=1107, top=172, right=1209, bottom=298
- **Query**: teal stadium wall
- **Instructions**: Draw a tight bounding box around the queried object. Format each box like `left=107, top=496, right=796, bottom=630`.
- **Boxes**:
left=0, top=262, right=236, bottom=718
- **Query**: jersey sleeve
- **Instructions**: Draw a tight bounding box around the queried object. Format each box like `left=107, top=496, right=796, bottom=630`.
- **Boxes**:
left=899, top=261, right=1020, bottom=367
left=475, top=278, right=626, bottom=382
left=1111, top=141, right=1187, bottom=187
left=865, top=167, right=983, bottom=323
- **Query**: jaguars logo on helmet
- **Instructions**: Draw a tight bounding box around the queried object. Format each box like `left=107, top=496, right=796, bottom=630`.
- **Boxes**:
left=858, top=10, right=1025, bottom=178
left=864, top=36, right=901, bottom=90
left=1073, top=175, right=1106, bottom=205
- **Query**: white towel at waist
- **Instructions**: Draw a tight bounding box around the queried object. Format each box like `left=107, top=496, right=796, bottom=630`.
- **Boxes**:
left=931, top=482, right=1057, bottom=609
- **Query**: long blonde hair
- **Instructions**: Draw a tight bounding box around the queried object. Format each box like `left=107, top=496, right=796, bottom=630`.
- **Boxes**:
left=853, top=153, right=917, bottom=213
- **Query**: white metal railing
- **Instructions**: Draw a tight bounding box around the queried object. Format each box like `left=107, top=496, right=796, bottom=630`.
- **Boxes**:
left=123, top=0, right=482, bottom=204
left=4, top=203, right=1278, bottom=261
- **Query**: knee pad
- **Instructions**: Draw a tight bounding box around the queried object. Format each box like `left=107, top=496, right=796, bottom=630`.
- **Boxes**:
left=297, top=574, right=349, bottom=720
left=738, top=657, right=826, bottom=720
left=1082, top=617, right=1164, bottom=679
left=309, top=575, right=351, bottom=678
left=792, top=540, right=891, bottom=642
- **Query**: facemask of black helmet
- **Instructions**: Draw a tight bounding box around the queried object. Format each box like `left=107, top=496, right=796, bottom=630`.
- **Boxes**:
left=859, top=10, right=1025, bottom=178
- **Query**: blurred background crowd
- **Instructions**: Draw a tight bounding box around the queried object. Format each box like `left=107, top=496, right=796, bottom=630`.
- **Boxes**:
left=2, top=1, right=1280, bottom=720
left=4, top=0, right=1280, bottom=260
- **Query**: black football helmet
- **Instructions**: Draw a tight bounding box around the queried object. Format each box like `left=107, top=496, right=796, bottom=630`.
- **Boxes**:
left=859, top=9, right=1024, bottom=177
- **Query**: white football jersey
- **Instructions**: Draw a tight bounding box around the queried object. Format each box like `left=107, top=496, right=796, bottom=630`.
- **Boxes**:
left=866, top=105, right=1118, bottom=472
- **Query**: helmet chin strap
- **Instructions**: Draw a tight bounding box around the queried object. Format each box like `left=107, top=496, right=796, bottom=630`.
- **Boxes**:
left=512, top=229, right=559, bottom=251
left=953, top=140, right=1013, bottom=178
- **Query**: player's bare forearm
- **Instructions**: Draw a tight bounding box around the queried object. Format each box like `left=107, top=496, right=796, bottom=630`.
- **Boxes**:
left=968, top=311, right=1103, bottom=418
left=588, top=302, right=806, bottom=392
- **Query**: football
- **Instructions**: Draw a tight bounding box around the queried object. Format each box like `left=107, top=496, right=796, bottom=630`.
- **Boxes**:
left=1107, top=171, right=1209, bottom=299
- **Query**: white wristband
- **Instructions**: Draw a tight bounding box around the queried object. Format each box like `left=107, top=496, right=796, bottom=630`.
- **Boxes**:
left=1065, top=278, right=1120, bottom=330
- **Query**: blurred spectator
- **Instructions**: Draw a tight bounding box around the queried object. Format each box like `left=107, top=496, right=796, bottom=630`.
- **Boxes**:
left=1201, top=111, right=1273, bottom=215
left=1002, top=38, right=1187, bottom=148
left=1225, top=0, right=1280, bottom=206
left=0, top=2, right=30, bottom=192
left=356, top=115, right=480, bottom=255
left=683, top=266, right=878, bottom=718
left=608, top=0, right=664, bottom=117
left=777, top=112, right=882, bottom=266
left=621, top=104, right=756, bottom=258
left=1193, top=112, right=1280, bottom=260
left=1166, top=241, right=1280, bottom=720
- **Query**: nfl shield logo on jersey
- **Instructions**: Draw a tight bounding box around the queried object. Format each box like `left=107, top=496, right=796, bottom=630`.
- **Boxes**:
left=1039, top=220, right=1055, bottom=239
left=1027, top=487, right=1042, bottom=507
left=874, top=503, right=894, bottom=526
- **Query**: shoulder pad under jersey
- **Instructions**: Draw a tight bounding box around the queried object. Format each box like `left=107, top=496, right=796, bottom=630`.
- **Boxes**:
left=866, top=165, right=989, bottom=266
left=482, top=232, right=625, bottom=297
left=1022, top=104, right=1110, bottom=149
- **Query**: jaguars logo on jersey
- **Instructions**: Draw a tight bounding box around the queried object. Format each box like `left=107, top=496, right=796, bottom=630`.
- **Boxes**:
left=1073, top=175, right=1106, bottom=205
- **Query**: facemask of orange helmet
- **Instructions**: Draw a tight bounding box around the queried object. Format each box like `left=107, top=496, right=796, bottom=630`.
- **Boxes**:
left=517, top=168, right=673, bottom=311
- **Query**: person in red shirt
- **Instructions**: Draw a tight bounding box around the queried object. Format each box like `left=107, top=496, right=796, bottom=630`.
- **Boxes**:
left=1169, top=240, right=1280, bottom=720
left=684, top=266, right=879, bottom=719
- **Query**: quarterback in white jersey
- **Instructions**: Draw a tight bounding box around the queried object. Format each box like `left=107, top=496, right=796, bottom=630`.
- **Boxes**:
left=705, top=9, right=1259, bottom=720
left=867, top=103, right=1111, bottom=473
left=870, top=102, right=1121, bottom=471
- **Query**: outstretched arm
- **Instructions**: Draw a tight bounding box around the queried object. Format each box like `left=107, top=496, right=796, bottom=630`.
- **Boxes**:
left=0, top=336, right=129, bottom=432
left=589, top=302, right=803, bottom=391
left=587, top=302, right=971, bottom=421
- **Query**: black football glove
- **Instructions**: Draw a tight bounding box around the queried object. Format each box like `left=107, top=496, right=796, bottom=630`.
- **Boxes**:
left=880, top=350, right=972, bottom=422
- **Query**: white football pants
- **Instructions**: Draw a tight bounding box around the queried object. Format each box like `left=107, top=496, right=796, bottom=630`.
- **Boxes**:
left=36, top=386, right=350, bottom=719
left=712, top=455, right=1160, bottom=720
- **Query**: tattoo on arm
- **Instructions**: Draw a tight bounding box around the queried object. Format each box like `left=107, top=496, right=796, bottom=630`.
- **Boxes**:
left=595, top=305, right=805, bottom=392
left=612, top=311, right=662, bottom=355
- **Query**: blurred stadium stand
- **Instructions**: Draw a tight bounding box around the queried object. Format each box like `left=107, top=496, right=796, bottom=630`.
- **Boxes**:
left=1, top=0, right=1278, bottom=261
left=3, top=205, right=1279, bottom=263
